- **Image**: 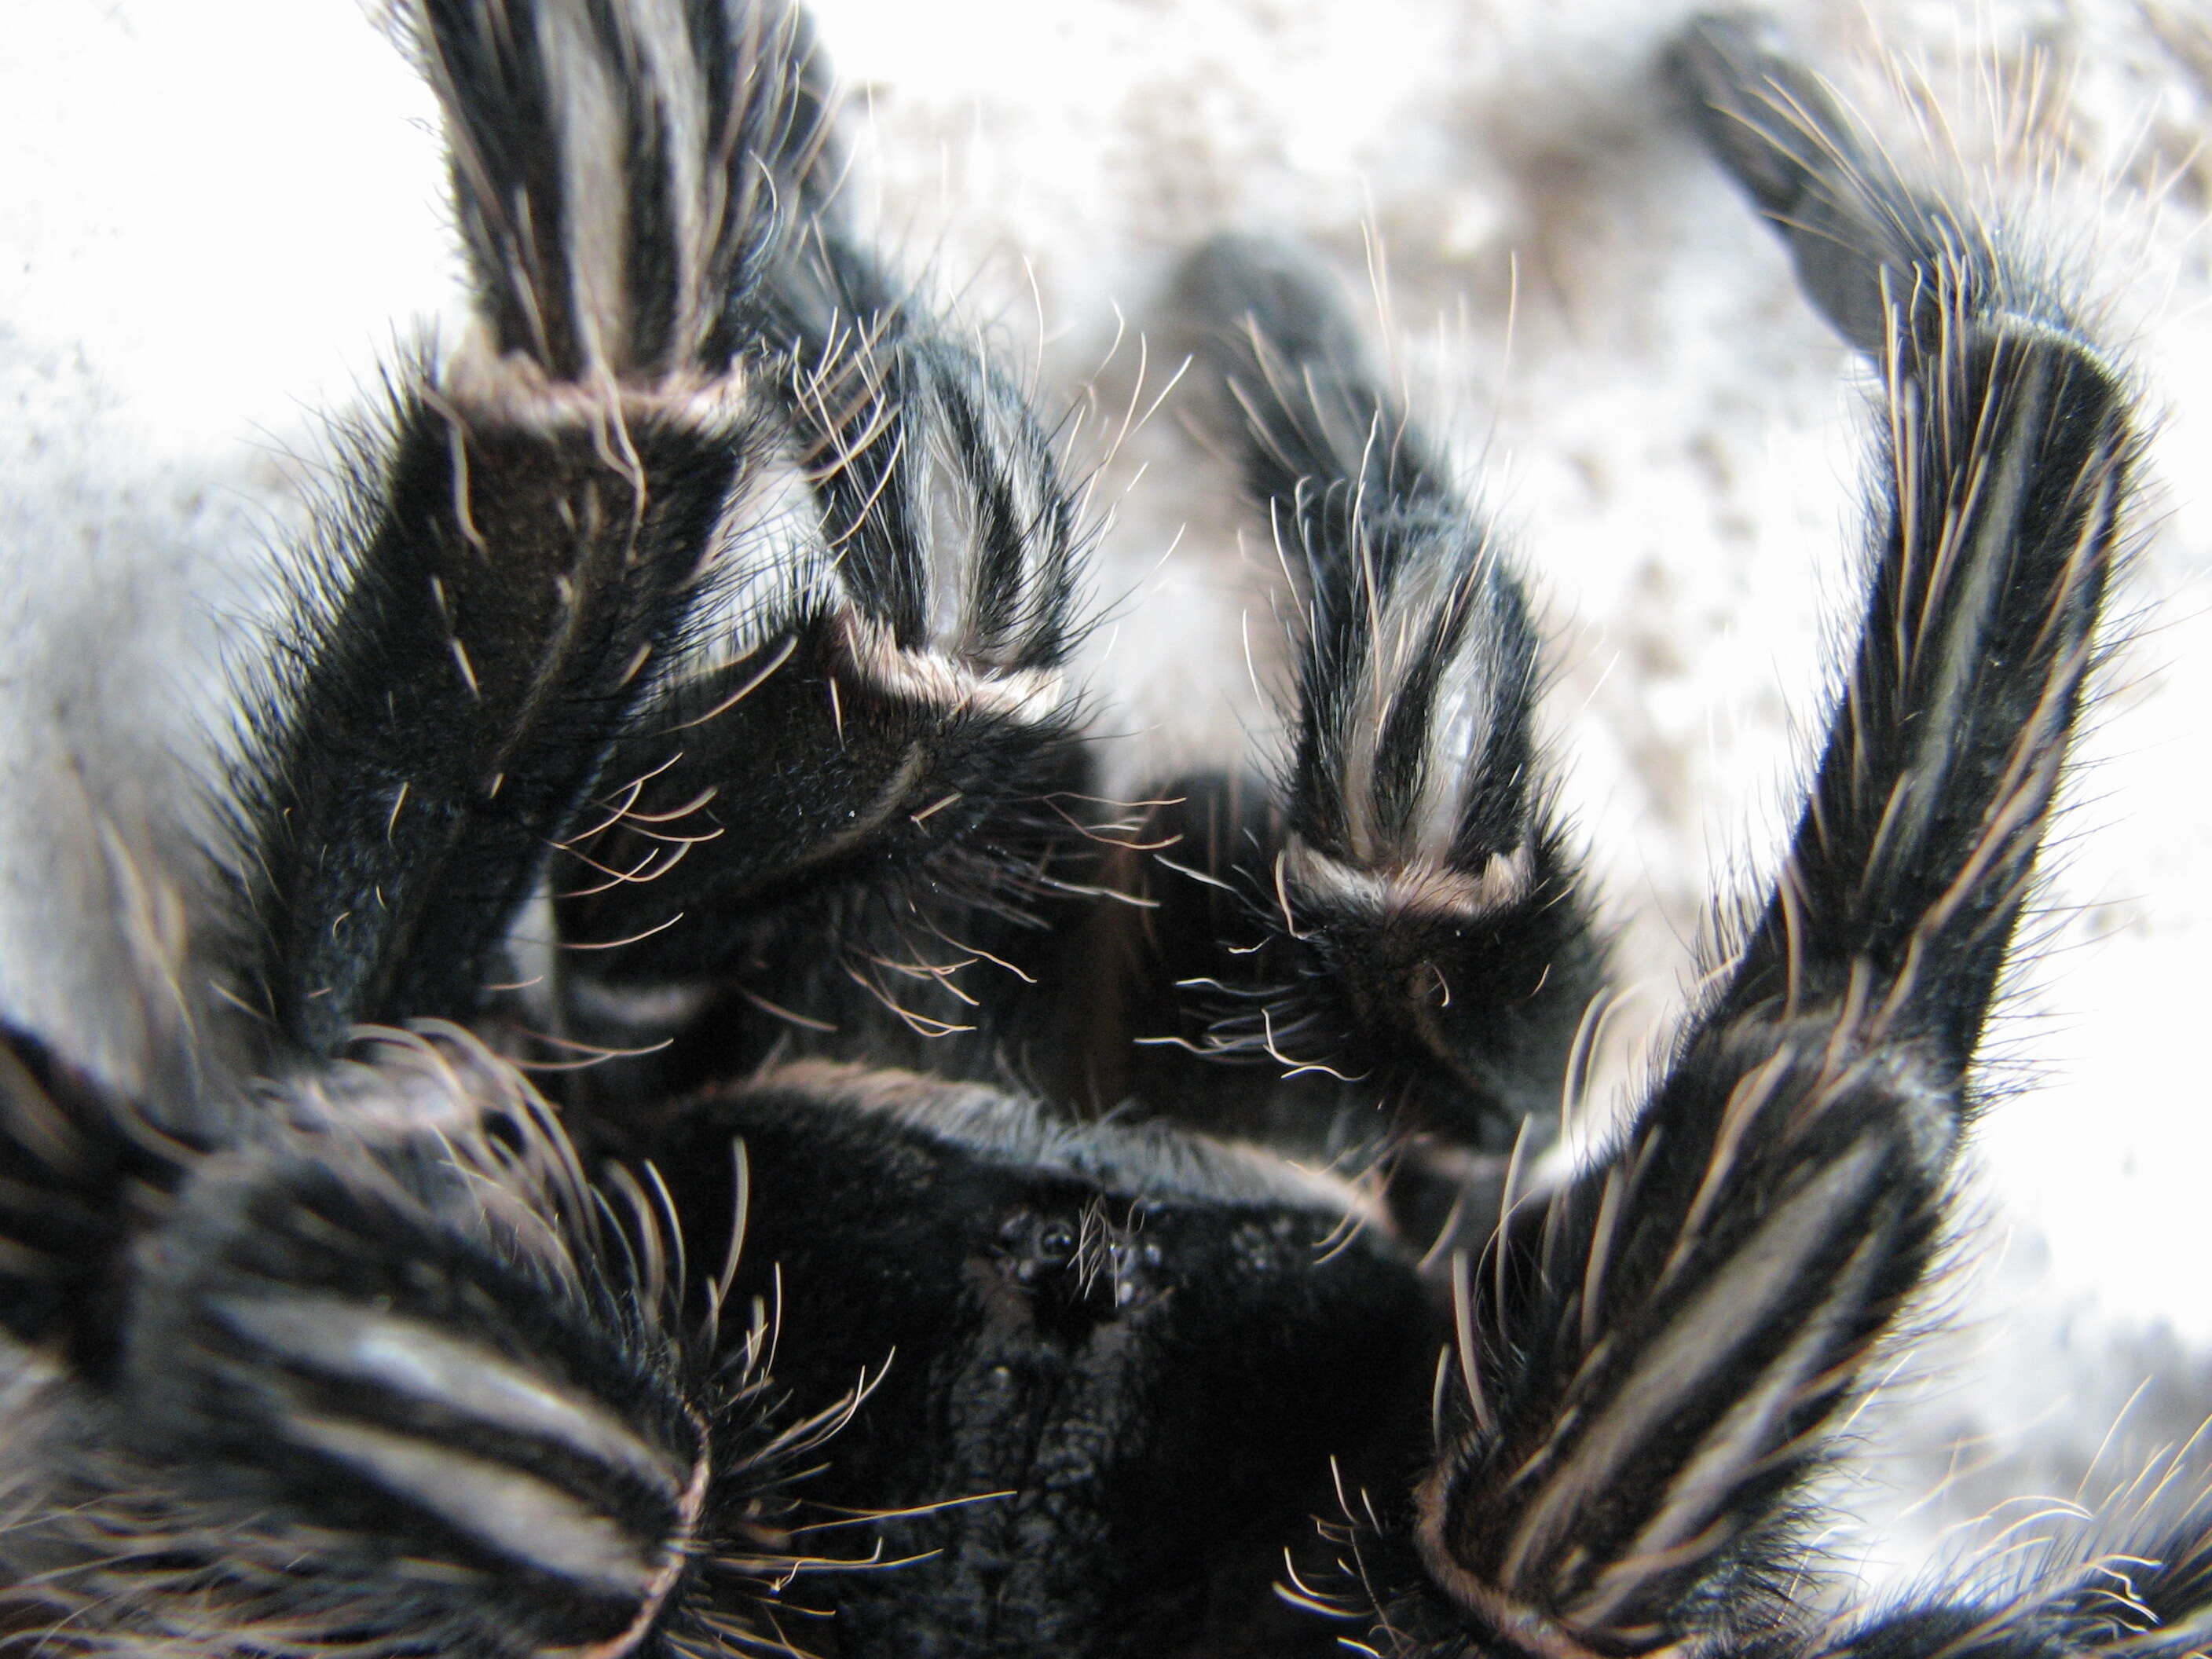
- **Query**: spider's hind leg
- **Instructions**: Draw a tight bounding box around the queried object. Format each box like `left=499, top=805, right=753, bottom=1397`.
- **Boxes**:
left=1159, top=233, right=1608, bottom=1153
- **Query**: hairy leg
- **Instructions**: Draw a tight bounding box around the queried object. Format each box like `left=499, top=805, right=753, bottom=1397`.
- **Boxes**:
left=1346, top=15, right=2141, bottom=1657
left=550, top=58, right=1098, bottom=1087
left=1128, top=233, right=1608, bottom=1158
left=231, top=0, right=819, bottom=1058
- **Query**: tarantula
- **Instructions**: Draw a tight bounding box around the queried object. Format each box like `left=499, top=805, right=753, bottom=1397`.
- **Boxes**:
left=0, top=2, right=2193, bottom=1657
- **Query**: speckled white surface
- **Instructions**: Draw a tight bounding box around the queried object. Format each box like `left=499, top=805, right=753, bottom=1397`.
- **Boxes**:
left=6, top=0, right=2212, bottom=1602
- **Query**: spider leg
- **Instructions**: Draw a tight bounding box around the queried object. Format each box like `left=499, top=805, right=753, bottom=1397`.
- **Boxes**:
left=1163, top=233, right=1606, bottom=1149
left=0, top=1024, right=815, bottom=1659
left=1705, top=1486, right=2212, bottom=1659
left=1668, top=7, right=2124, bottom=1071
left=554, top=287, right=1089, bottom=981
left=551, top=69, right=1093, bottom=1069
left=1350, top=16, right=2140, bottom=1658
left=233, top=0, right=819, bottom=1056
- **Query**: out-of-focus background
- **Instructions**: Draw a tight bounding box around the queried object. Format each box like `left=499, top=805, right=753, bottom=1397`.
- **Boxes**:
left=5, top=0, right=2211, bottom=1596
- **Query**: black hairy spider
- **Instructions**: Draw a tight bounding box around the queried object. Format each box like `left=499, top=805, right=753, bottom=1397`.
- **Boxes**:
left=0, top=4, right=2197, bottom=1658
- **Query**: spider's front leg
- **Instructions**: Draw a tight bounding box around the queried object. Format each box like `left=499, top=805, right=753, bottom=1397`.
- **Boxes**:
left=1155, top=234, right=1607, bottom=1151
left=239, top=0, right=815, bottom=1056
left=1348, top=16, right=2163, bottom=1659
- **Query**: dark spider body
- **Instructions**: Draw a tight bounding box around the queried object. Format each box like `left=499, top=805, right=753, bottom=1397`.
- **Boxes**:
left=0, top=5, right=2197, bottom=1659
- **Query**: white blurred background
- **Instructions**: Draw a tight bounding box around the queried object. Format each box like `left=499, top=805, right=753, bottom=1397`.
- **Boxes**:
left=5, top=0, right=2211, bottom=1598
